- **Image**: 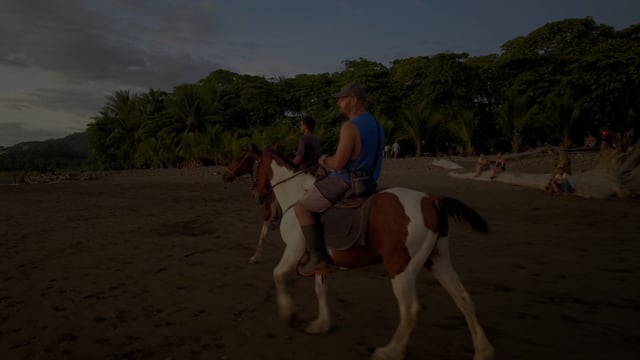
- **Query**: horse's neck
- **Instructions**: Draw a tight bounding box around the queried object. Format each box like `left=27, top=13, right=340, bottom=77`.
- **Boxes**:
left=269, top=162, right=315, bottom=211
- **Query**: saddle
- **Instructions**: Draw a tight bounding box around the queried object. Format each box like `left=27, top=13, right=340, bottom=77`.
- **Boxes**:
left=314, top=193, right=377, bottom=250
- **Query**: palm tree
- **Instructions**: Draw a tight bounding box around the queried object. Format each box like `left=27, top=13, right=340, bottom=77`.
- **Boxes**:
left=101, top=89, right=142, bottom=167
left=545, top=90, right=582, bottom=148
left=396, top=103, right=442, bottom=157
left=495, top=93, right=536, bottom=153
left=249, top=121, right=298, bottom=154
left=445, top=109, right=478, bottom=156
left=171, top=84, right=215, bottom=135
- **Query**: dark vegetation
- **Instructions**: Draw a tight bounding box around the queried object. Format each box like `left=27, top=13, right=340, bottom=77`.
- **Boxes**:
left=2, top=18, right=639, bottom=172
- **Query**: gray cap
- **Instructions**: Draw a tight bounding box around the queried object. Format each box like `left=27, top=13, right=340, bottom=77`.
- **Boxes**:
left=332, top=82, right=367, bottom=100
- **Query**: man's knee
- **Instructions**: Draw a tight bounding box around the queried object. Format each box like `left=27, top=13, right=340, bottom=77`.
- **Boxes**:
left=294, top=201, right=311, bottom=218
left=295, top=202, right=316, bottom=226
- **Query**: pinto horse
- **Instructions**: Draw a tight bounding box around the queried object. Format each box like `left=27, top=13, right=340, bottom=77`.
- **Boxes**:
left=222, top=150, right=281, bottom=263
left=252, top=149, right=495, bottom=360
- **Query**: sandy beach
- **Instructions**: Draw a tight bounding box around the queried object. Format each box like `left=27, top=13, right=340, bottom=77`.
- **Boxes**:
left=1, top=156, right=639, bottom=360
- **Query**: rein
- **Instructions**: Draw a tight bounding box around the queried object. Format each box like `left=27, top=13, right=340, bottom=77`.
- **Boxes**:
left=253, top=158, right=305, bottom=203
left=268, top=170, right=306, bottom=217
left=270, top=170, right=305, bottom=190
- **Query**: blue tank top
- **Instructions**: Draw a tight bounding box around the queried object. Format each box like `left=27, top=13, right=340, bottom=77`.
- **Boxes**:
left=334, top=112, right=385, bottom=184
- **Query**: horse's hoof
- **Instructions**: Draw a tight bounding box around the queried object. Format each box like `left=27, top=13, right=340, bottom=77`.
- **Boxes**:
left=249, top=256, right=259, bottom=264
left=304, top=319, right=330, bottom=334
left=370, top=347, right=403, bottom=360
left=279, top=311, right=297, bottom=325
left=474, top=345, right=495, bottom=360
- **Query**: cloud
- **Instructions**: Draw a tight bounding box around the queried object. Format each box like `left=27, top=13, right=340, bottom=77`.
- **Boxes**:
left=0, top=0, right=225, bottom=89
left=0, top=0, right=233, bottom=146
left=0, top=87, right=107, bottom=115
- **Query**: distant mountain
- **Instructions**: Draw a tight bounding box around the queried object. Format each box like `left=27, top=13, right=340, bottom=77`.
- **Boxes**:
left=4, top=132, right=88, bottom=151
left=0, top=132, right=94, bottom=171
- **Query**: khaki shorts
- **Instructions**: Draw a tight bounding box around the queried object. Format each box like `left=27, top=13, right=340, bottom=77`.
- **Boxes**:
left=299, top=176, right=349, bottom=213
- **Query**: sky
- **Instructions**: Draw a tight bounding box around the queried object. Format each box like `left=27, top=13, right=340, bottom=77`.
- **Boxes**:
left=1, top=0, right=638, bottom=147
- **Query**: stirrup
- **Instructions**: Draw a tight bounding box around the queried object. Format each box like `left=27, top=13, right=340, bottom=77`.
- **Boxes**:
left=296, top=256, right=330, bottom=277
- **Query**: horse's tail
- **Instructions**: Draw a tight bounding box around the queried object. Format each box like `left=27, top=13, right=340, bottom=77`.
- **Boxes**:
left=435, top=196, right=490, bottom=234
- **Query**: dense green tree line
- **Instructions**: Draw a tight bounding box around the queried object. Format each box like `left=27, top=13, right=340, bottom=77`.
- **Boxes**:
left=85, top=17, right=639, bottom=168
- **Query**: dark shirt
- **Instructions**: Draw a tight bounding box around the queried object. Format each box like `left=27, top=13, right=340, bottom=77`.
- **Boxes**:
left=296, top=134, right=322, bottom=171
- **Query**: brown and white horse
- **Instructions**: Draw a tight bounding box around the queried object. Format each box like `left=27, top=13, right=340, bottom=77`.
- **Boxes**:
left=252, top=149, right=495, bottom=360
left=222, top=150, right=281, bottom=263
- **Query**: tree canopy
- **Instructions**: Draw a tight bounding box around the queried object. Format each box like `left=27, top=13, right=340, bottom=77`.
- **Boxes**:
left=3, top=18, right=639, bottom=171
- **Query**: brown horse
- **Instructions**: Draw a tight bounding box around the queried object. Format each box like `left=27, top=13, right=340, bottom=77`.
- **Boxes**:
left=222, top=150, right=281, bottom=263
left=251, top=149, right=495, bottom=360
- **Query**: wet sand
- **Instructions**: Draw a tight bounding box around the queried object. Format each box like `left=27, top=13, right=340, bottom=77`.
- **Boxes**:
left=1, top=157, right=639, bottom=359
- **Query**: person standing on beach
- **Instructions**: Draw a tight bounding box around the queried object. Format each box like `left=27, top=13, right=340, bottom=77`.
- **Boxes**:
left=292, top=116, right=322, bottom=172
left=391, top=141, right=400, bottom=159
left=294, top=83, right=385, bottom=277
left=384, top=144, right=391, bottom=159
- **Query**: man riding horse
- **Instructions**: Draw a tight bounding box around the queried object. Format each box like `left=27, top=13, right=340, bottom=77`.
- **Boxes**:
left=294, top=82, right=384, bottom=277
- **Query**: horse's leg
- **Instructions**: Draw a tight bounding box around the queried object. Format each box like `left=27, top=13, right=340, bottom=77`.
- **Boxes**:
left=372, top=231, right=437, bottom=360
left=251, top=199, right=279, bottom=263
left=304, top=274, right=331, bottom=334
left=270, top=200, right=282, bottom=230
left=273, top=213, right=305, bottom=323
left=371, top=270, right=420, bottom=360
left=249, top=220, right=269, bottom=263
left=428, top=237, right=495, bottom=360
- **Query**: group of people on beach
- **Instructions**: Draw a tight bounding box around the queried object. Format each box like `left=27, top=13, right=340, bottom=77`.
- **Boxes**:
left=383, top=142, right=400, bottom=159
left=472, top=149, right=574, bottom=195
left=473, top=152, right=506, bottom=179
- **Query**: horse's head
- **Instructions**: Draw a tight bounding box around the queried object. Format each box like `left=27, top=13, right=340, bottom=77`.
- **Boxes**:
left=222, top=150, right=260, bottom=182
left=252, top=149, right=298, bottom=204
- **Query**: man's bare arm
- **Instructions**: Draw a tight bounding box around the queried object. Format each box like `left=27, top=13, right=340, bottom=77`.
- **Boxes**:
left=323, top=122, right=357, bottom=170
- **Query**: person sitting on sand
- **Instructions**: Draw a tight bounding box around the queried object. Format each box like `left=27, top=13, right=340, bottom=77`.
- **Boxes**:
left=545, top=149, right=572, bottom=191
left=548, top=166, right=574, bottom=194
left=584, top=132, right=596, bottom=148
left=490, top=152, right=506, bottom=179
left=474, top=153, right=490, bottom=177
left=556, top=149, right=571, bottom=174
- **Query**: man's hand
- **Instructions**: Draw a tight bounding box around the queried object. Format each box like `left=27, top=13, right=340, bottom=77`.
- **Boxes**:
left=318, top=154, right=328, bottom=166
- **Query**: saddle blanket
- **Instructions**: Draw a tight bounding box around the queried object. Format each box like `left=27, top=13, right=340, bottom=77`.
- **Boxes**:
left=315, top=196, right=375, bottom=250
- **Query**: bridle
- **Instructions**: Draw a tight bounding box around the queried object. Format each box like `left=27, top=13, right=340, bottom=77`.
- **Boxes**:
left=223, top=152, right=255, bottom=179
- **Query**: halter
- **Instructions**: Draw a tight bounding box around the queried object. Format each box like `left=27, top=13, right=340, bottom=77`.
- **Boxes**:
left=224, top=152, right=254, bottom=179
